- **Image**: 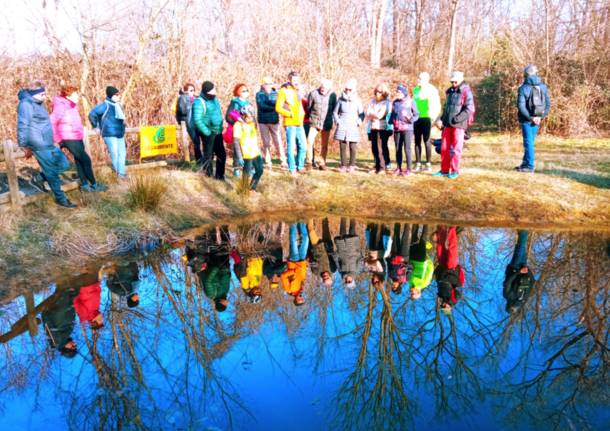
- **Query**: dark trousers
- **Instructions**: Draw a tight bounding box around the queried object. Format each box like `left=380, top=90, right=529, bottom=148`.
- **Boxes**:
left=370, top=130, right=391, bottom=171
left=33, top=147, right=70, bottom=202
left=339, top=141, right=357, bottom=167
left=61, top=140, right=96, bottom=185
left=413, top=118, right=432, bottom=163
left=339, top=217, right=356, bottom=237
left=243, top=155, right=264, bottom=190
left=190, top=127, right=203, bottom=163
left=394, top=131, right=413, bottom=171
left=201, top=133, right=226, bottom=179
left=409, top=224, right=429, bottom=261
left=392, top=223, right=411, bottom=258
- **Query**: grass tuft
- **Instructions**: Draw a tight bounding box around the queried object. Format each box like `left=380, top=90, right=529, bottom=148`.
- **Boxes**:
left=126, top=175, right=168, bottom=212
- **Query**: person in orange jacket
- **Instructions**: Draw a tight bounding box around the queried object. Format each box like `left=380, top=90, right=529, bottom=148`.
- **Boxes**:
left=281, top=223, right=309, bottom=305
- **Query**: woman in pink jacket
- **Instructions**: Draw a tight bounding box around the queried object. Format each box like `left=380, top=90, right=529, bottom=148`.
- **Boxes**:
left=50, top=85, right=106, bottom=192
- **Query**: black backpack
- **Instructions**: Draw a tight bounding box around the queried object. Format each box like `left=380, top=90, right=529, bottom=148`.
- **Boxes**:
left=527, top=85, right=546, bottom=117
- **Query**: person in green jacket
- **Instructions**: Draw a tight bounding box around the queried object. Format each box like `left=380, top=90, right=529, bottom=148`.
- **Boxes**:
left=186, top=226, right=232, bottom=312
left=408, top=224, right=434, bottom=300
left=192, top=81, right=226, bottom=179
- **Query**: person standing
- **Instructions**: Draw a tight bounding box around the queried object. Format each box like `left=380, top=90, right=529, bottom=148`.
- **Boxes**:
left=433, top=225, right=464, bottom=314
left=256, top=76, right=286, bottom=170
left=503, top=230, right=535, bottom=313
left=192, top=81, right=226, bottom=180
left=89, top=86, right=128, bottom=179
left=365, top=83, right=393, bottom=174
left=306, top=79, right=337, bottom=170
left=412, top=72, right=441, bottom=172
left=50, top=85, right=106, bottom=192
left=275, top=71, right=307, bottom=175
left=434, top=71, right=475, bottom=179
left=516, top=65, right=551, bottom=173
left=333, top=79, right=364, bottom=173
left=232, top=107, right=264, bottom=192
left=225, top=83, right=255, bottom=177
left=281, top=223, right=309, bottom=306
left=17, top=82, right=76, bottom=208
left=175, top=83, right=200, bottom=162
left=389, top=84, right=419, bottom=176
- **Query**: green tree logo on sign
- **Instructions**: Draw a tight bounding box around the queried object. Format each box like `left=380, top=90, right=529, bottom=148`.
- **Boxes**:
left=153, top=127, right=166, bottom=144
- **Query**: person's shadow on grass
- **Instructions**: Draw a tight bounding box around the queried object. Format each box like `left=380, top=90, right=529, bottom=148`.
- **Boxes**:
left=539, top=168, right=610, bottom=189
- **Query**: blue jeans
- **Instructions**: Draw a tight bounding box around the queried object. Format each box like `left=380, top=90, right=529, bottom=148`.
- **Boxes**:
left=289, top=223, right=309, bottom=261
left=509, top=230, right=529, bottom=269
left=286, top=126, right=307, bottom=172
left=103, top=136, right=127, bottom=176
left=520, top=123, right=539, bottom=169
left=34, top=147, right=70, bottom=202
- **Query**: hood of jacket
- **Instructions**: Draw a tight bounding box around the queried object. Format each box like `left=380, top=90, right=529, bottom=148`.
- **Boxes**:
left=524, top=75, right=543, bottom=86
left=52, top=95, right=76, bottom=110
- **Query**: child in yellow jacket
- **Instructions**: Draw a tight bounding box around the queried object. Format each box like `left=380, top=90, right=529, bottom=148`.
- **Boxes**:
left=233, top=108, right=264, bottom=191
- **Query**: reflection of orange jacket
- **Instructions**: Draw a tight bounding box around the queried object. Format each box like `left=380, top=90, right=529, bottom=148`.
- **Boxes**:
left=280, top=261, right=308, bottom=294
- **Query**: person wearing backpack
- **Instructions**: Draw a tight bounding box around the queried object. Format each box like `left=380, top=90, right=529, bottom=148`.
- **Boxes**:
left=389, top=84, right=419, bottom=176
left=256, top=77, right=287, bottom=170
left=191, top=81, right=226, bottom=180
left=516, top=65, right=551, bottom=173
left=503, top=230, right=535, bottom=313
left=434, top=71, right=475, bottom=179
left=174, top=83, right=199, bottom=162
left=89, top=86, right=127, bottom=179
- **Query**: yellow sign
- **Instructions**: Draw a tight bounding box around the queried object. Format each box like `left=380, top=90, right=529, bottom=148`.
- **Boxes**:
left=140, top=125, right=178, bottom=159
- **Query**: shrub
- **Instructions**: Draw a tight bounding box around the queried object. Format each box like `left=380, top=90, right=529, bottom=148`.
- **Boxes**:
left=126, top=175, right=168, bottom=212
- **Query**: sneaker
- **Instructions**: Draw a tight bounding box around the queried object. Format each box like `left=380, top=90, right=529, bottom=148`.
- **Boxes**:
left=290, top=170, right=298, bottom=177
left=368, top=168, right=378, bottom=174
left=305, top=164, right=313, bottom=172
left=280, top=163, right=289, bottom=170
left=414, top=163, right=421, bottom=172
left=448, top=172, right=459, bottom=179
left=91, top=183, right=109, bottom=192
left=401, top=170, right=411, bottom=177
left=31, top=173, right=48, bottom=193
left=339, top=166, right=348, bottom=173
left=392, top=168, right=402, bottom=176
left=385, top=163, right=393, bottom=171
left=516, top=166, right=535, bottom=173
left=56, top=199, right=77, bottom=209
left=233, top=169, right=241, bottom=177
left=425, top=162, right=432, bottom=171
left=80, top=183, right=93, bottom=192
left=432, top=171, right=448, bottom=177
left=348, top=166, right=356, bottom=173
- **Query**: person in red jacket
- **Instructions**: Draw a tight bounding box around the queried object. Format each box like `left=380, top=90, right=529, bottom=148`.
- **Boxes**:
left=433, top=225, right=465, bottom=314
left=73, top=281, right=104, bottom=330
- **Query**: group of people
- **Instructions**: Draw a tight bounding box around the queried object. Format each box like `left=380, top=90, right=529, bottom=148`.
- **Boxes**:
left=15, top=64, right=551, bottom=207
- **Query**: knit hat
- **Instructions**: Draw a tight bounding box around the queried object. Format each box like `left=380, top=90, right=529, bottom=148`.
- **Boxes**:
left=106, top=86, right=119, bottom=98
left=449, top=71, right=464, bottom=84
left=201, top=81, right=214, bottom=94
left=28, top=87, right=46, bottom=96
left=524, top=64, right=538, bottom=77
left=397, top=84, right=408, bottom=97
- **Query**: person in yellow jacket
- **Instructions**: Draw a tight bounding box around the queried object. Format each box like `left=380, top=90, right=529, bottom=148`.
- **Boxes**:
left=281, top=222, right=309, bottom=306
left=233, top=107, right=264, bottom=192
left=235, top=254, right=264, bottom=303
left=275, top=71, right=307, bottom=175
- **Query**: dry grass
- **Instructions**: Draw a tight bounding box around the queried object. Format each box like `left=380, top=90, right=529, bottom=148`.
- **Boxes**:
left=0, top=133, right=608, bottom=291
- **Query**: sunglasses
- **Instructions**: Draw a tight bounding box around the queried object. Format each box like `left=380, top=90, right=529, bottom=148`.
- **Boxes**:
left=345, top=88, right=353, bottom=92
left=374, top=90, right=382, bottom=94
left=240, top=89, right=250, bottom=94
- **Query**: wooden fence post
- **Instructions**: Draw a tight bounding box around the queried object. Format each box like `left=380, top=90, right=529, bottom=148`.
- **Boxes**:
left=24, top=290, right=39, bottom=337
left=180, top=121, right=191, bottom=163
left=3, top=140, right=21, bottom=207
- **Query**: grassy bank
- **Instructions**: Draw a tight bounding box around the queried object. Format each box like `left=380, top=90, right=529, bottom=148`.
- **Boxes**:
left=1, top=133, right=609, bottom=289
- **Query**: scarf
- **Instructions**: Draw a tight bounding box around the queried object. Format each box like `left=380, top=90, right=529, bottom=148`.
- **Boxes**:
left=107, top=99, right=125, bottom=120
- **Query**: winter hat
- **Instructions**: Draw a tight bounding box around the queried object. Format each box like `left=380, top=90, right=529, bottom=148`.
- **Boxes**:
left=397, top=84, right=408, bottom=97
left=28, top=87, right=46, bottom=96
left=524, top=64, right=538, bottom=77
left=201, top=81, right=215, bottom=94
left=449, top=71, right=464, bottom=84
left=106, top=86, right=120, bottom=98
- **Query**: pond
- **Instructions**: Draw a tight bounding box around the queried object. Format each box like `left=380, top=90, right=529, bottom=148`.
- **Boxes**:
left=0, top=217, right=609, bottom=431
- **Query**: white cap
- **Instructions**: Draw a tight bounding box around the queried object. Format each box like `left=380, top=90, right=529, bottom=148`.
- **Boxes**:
left=345, top=78, right=357, bottom=90
left=450, top=71, right=464, bottom=84
left=418, top=72, right=430, bottom=83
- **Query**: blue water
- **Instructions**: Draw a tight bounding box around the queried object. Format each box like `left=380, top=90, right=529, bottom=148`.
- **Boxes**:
left=0, top=220, right=608, bottom=431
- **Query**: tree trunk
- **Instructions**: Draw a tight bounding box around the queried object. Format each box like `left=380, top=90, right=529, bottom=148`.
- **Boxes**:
left=414, top=0, right=425, bottom=72
left=447, top=0, right=460, bottom=75
left=370, top=0, right=387, bottom=69
left=392, top=0, right=400, bottom=65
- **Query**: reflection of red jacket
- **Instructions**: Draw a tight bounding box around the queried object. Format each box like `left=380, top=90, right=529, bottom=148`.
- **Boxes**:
left=436, top=226, right=459, bottom=270
left=73, top=282, right=101, bottom=322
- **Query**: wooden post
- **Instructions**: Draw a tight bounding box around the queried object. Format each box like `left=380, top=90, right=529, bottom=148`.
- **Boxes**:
left=3, top=140, right=21, bottom=207
left=24, top=290, right=39, bottom=337
left=180, top=121, right=191, bottom=163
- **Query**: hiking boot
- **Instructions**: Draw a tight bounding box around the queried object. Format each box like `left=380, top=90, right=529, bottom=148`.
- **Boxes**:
left=516, top=166, right=535, bottom=173
left=91, top=183, right=109, bottom=192
left=305, top=163, right=313, bottom=172
left=31, top=173, right=48, bottom=193
left=348, top=166, right=356, bottom=173
left=233, top=168, right=241, bottom=178
left=401, top=170, right=411, bottom=177
left=339, top=166, right=348, bottom=173
left=56, top=199, right=77, bottom=209
left=80, top=183, right=94, bottom=192
left=448, top=172, right=459, bottom=179
left=425, top=162, right=432, bottom=171
left=385, top=163, right=393, bottom=171
left=392, top=168, right=402, bottom=176
left=318, top=163, right=327, bottom=171
left=414, top=162, right=421, bottom=172
left=432, top=171, right=448, bottom=177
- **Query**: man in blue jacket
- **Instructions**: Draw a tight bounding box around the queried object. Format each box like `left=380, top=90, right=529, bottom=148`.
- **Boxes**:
left=516, top=65, right=551, bottom=173
left=17, top=82, right=76, bottom=208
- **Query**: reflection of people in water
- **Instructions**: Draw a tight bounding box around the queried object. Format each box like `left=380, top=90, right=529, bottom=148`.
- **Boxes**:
left=433, top=225, right=464, bottom=314
left=74, top=277, right=104, bottom=330
left=365, top=223, right=391, bottom=288
left=262, top=228, right=287, bottom=289
left=387, top=223, right=413, bottom=295
left=186, top=226, right=233, bottom=312
left=281, top=223, right=309, bottom=306
left=307, top=218, right=337, bottom=287
left=503, top=230, right=535, bottom=314
left=334, top=218, right=361, bottom=288
left=106, top=261, right=140, bottom=308
left=409, top=224, right=434, bottom=300
left=42, top=288, right=79, bottom=358
left=235, top=253, right=264, bottom=303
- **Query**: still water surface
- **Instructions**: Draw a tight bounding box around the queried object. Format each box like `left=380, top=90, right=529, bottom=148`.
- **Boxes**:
left=0, top=217, right=608, bottom=430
